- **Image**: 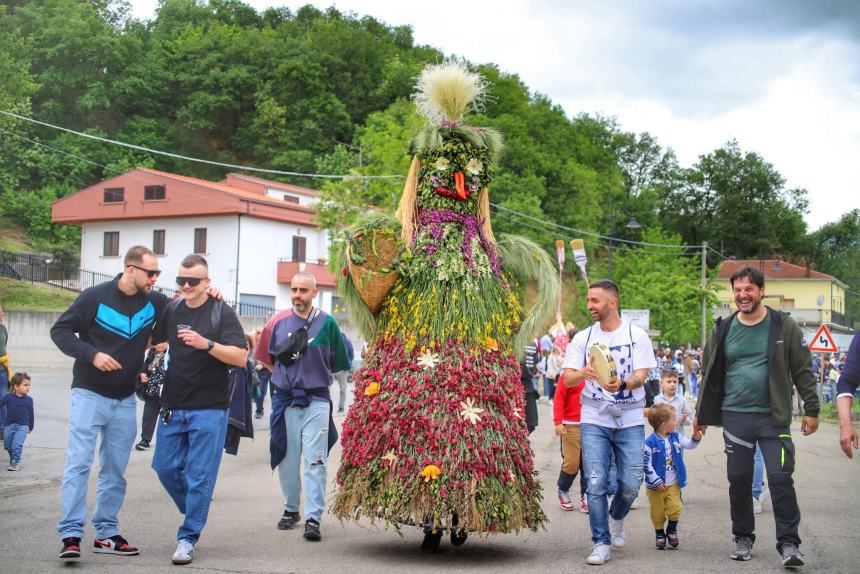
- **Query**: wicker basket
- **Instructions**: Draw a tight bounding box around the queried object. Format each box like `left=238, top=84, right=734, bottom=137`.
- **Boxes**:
left=346, top=229, right=400, bottom=314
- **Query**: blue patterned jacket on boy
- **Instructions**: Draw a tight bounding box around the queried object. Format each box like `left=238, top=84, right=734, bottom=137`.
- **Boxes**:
left=643, top=431, right=699, bottom=489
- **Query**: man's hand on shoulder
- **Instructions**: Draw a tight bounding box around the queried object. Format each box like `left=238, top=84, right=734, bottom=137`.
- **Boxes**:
left=93, top=352, right=122, bottom=372
left=205, top=286, right=225, bottom=301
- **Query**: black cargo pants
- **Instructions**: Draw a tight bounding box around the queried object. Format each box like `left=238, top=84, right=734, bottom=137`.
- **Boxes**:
left=721, top=410, right=801, bottom=552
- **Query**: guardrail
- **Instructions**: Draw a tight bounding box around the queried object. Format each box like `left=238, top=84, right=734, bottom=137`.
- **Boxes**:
left=0, top=250, right=281, bottom=318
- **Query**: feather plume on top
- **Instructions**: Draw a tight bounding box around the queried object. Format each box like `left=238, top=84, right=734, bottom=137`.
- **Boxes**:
left=412, top=60, right=489, bottom=124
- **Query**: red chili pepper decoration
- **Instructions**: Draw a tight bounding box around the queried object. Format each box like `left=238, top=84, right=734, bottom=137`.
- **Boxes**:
left=454, top=171, right=466, bottom=200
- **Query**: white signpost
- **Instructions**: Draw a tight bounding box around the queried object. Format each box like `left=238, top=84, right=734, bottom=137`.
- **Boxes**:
left=621, top=309, right=650, bottom=332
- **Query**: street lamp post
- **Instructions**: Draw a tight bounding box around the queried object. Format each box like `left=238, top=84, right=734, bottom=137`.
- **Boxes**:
left=607, top=201, right=641, bottom=281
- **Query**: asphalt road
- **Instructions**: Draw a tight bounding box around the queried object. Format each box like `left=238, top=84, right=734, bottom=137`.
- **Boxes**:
left=1, top=368, right=858, bottom=573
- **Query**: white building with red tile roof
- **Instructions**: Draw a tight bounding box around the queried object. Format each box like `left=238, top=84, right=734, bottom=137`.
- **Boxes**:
left=51, top=168, right=340, bottom=315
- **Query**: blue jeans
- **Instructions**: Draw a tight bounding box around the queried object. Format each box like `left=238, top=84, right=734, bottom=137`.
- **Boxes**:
left=57, top=388, right=137, bottom=539
left=0, top=370, right=8, bottom=429
left=152, top=408, right=228, bottom=544
left=752, top=443, right=765, bottom=499
left=277, top=400, right=330, bottom=522
left=581, top=423, right=645, bottom=545
left=253, top=369, right=272, bottom=414
left=689, top=373, right=699, bottom=397
left=4, top=423, right=28, bottom=462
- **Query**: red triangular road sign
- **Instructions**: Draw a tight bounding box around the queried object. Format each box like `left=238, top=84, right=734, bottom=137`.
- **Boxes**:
left=808, top=324, right=838, bottom=353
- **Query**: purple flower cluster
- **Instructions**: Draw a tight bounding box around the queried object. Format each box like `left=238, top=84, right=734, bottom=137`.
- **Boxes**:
left=415, top=209, right=503, bottom=279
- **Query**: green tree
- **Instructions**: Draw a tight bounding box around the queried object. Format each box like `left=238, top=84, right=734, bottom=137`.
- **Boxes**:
left=659, top=140, right=809, bottom=259
left=809, top=209, right=860, bottom=327
left=613, top=227, right=717, bottom=345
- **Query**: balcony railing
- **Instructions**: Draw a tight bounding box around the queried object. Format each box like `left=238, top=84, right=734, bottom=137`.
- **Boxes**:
left=276, top=258, right=336, bottom=287
left=1, top=250, right=282, bottom=317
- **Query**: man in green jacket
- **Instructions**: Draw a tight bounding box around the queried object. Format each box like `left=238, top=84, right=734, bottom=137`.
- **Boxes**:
left=693, top=266, right=818, bottom=569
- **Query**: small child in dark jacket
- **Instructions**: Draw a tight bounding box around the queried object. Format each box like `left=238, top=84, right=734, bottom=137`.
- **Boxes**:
left=1, top=372, right=34, bottom=471
left=643, top=403, right=701, bottom=549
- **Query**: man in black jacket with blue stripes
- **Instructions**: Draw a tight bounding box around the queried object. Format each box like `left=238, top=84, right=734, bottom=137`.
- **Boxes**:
left=51, top=246, right=169, bottom=561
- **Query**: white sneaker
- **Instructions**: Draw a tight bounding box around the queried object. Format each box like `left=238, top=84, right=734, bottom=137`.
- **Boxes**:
left=608, top=516, right=625, bottom=548
left=172, top=540, right=194, bottom=565
left=753, top=496, right=762, bottom=514
left=586, top=543, right=611, bottom=565
left=753, top=487, right=768, bottom=514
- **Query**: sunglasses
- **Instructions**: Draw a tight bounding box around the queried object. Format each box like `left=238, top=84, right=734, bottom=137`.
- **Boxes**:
left=129, top=264, right=162, bottom=278
left=176, top=276, right=206, bottom=287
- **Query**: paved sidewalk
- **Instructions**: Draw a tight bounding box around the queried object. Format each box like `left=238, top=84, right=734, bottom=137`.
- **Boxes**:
left=1, top=370, right=858, bottom=573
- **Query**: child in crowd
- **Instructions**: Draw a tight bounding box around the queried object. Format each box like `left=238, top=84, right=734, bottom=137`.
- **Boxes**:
left=1, top=372, right=34, bottom=471
left=643, top=404, right=702, bottom=549
left=654, top=369, right=692, bottom=435
left=544, top=345, right=563, bottom=404
left=553, top=374, right=588, bottom=513
left=136, top=342, right=168, bottom=451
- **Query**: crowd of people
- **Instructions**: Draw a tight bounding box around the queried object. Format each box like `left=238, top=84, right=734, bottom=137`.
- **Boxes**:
left=1, top=247, right=859, bottom=570
left=517, top=267, right=841, bottom=568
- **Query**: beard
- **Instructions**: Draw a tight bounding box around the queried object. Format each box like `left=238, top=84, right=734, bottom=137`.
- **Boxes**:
left=736, top=296, right=760, bottom=313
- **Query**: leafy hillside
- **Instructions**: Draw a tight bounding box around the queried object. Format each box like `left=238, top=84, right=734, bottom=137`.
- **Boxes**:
left=0, top=277, right=79, bottom=311
left=0, top=0, right=856, bottom=334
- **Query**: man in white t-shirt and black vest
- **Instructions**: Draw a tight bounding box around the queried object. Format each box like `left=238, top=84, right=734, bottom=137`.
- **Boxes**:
left=562, top=280, right=656, bottom=566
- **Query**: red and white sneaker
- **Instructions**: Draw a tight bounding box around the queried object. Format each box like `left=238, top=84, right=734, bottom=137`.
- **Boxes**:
left=580, top=494, right=589, bottom=514
left=557, top=489, right=575, bottom=511
left=59, top=537, right=81, bottom=560
left=93, top=534, right=139, bottom=556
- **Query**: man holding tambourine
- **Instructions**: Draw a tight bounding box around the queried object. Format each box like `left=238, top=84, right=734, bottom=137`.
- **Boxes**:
left=562, top=280, right=656, bottom=566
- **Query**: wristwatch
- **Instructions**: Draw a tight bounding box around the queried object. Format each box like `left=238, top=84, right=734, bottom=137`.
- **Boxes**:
left=618, top=380, right=628, bottom=392
left=206, top=339, right=215, bottom=352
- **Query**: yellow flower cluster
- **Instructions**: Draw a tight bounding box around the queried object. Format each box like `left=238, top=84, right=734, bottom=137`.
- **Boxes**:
left=420, top=464, right=442, bottom=482
left=378, top=274, right=523, bottom=348
left=364, top=382, right=380, bottom=397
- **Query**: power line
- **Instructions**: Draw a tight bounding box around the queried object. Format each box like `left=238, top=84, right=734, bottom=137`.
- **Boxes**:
left=0, top=126, right=277, bottom=213
left=0, top=109, right=405, bottom=181
left=0, top=127, right=111, bottom=172
left=0, top=108, right=736, bottom=256
left=489, top=202, right=702, bottom=249
left=489, top=208, right=701, bottom=256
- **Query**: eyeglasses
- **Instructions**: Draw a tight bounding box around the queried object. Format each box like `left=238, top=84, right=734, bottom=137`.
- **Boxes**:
left=129, top=264, right=162, bottom=278
left=176, top=276, right=206, bottom=287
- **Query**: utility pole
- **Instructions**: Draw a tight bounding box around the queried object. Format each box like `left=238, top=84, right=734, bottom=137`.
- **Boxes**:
left=608, top=209, right=615, bottom=281
left=700, top=241, right=707, bottom=348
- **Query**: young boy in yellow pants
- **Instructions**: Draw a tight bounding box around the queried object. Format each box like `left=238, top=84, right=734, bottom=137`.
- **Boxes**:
left=643, top=404, right=702, bottom=549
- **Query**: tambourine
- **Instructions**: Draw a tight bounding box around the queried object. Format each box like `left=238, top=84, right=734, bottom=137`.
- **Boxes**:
left=588, top=342, right=617, bottom=389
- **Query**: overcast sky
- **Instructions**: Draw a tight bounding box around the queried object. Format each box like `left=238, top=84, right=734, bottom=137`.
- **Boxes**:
left=130, top=0, right=860, bottom=231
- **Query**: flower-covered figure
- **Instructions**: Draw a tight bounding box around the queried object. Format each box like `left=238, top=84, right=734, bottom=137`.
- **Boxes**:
left=333, top=61, right=558, bottom=550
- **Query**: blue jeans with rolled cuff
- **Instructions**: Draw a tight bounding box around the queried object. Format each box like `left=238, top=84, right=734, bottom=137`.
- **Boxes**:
left=152, top=408, right=228, bottom=544
left=581, top=423, right=645, bottom=545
